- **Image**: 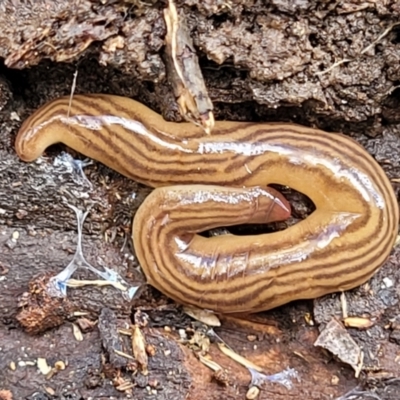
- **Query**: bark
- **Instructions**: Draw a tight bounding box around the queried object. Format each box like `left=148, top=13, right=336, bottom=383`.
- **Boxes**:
left=0, top=1, right=400, bottom=399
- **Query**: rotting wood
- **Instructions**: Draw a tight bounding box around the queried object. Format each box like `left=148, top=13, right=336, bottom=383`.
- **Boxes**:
left=1, top=1, right=400, bottom=398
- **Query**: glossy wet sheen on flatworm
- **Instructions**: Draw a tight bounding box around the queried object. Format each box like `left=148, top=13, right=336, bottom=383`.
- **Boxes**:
left=15, top=94, right=399, bottom=313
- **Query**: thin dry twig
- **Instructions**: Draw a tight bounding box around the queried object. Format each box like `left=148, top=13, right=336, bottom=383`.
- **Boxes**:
left=164, top=0, right=214, bottom=134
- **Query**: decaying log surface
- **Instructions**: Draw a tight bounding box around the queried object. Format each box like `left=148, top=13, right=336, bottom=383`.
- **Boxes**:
left=1, top=1, right=400, bottom=399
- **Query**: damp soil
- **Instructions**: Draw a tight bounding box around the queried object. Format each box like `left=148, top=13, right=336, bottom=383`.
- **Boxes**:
left=1, top=1, right=400, bottom=399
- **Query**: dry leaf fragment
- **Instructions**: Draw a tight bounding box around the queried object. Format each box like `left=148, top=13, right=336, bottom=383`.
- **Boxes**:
left=72, top=323, right=83, bottom=341
left=343, top=317, right=374, bottom=330
left=314, top=318, right=361, bottom=373
left=37, top=358, right=52, bottom=375
left=183, top=306, right=221, bottom=327
left=132, top=325, right=148, bottom=375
